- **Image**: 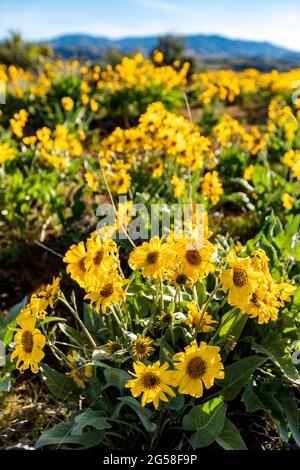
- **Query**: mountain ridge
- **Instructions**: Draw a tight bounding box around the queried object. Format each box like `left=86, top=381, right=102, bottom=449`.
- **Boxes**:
left=41, top=33, right=300, bottom=65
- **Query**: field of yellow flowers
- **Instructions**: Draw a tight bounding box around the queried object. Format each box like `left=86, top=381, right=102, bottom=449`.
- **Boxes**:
left=0, top=52, right=300, bottom=451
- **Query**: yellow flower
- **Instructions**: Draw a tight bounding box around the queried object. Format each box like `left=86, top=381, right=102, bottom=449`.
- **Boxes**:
left=159, top=311, right=174, bottom=325
left=220, top=252, right=262, bottom=309
left=23, top=135, right=37, bottom=146
left=250, top=249, right=272, bottom=282
left=11, top=314, right=46, bottom=373
left=133, top=336, right=154, bottom=360
left=168, top=263, right=194, bottom=288
left=85, top=233, right=117, bottom=278
left=90, top=98, right=99, bottom=112
left=274, top=278, right=297, bottom=306
left=171, top=175, right=185, bottom=198
left=10, top=109, right=28, bottom=138
left=66, top=350, right=93, bottom=389
left=186, top=302, right=216, bottom=332
left=282, top=192, right=293, bottom=211
left=153, top=50, right=164, bottom=64
left=61, top=96, right=74, bottom=111
left=85, top=273, right=128, bottom=313
left=202, top=171, right=223, bottom=205
left=63, top=241, right=87, bottom=288
left=105, top=340, right=123, bottom=356
left=174, top=238, right=215, bottom=282
left=84, top=172, right=99, bottom=191
left=125, top=361, right=175, bottom=409
left=129, top=238, right=176, bottom=280
left=108, top=170, right=131, bottom=194
left=243, top=164, right=254, bottom=181
left=0, top=143, right=16, bottom=164
left=242, top=284, right=280, bottom=324
left=29, top=277, right=61, bottom=318
left=172, top=341, right=224, bottom=398
left=149, top=159, right=163, bottom=178
left=81, top=93, right=89, bottom=106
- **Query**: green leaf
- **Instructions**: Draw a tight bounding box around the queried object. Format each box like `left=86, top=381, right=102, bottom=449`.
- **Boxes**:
left=257, top=379, right=300, bottom=447
left=103, top=368, right=131, bottom=391
left=252, top=165, right=271, bottom=194
left=116, top=396, right=157, bottom=433
left=43, top=316, right=66, bottom=324
left=0, top=376, right=11, bottom=392
left=252, top=340, right=300, bottom=384
left=218, top=309, right=247, bottom=340
left=195, top=281, right=207, bottom=306
left=59, top=323, right=89, bottom=347
left=165, top=391, right=185, bottom=411
left=257, top=380, right=289, bottom=442
left=72, top=411, right=111, bottom=435
left=216, top=418, right=247, bottom=450
left=182, top=397, right=226, bottom=448
left=3, top=297, right=27, bottom=327
left=35, top=417, right=103, bottom=449
left=276, top=388, right=300, bottom=447
left=242, top=384, right=264, bottom=413
left=41, top=363, right=80, bottom=400
left=83, top=303, right=101, bottom=334
left=159, top=338, right=175, bottom=365
left=217, top=355, right=266, bottom=400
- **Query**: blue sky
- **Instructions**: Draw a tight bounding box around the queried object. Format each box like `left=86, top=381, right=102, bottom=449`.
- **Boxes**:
left=1, top=0, right=300, bottom=51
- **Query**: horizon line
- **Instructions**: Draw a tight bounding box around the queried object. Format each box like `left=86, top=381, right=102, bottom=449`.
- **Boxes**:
left=1, top=30, right=300, bottom=53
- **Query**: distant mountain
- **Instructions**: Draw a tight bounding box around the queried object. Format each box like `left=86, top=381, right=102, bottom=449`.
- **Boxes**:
left=43, top=33, right=300, bottom=66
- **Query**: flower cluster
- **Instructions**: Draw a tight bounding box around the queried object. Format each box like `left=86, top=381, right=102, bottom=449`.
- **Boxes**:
left=220, top=250, right=296, bottom=323
left=11, top=277, right=61, bottom=373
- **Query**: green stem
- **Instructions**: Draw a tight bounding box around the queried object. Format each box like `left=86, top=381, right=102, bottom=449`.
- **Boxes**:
left=59, top=294, right=97, bottom=349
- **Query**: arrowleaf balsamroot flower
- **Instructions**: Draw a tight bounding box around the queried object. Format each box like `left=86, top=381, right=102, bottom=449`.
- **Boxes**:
left=11, top=313, right=46, bottom=373
left=242, top=284, right=280, bottom=324
left=29, top=276, right=61, bottom=319
left=186, top=301, right=216, bottom=332
left=174, top=238, right=216, bottom=282
left=129, top=238, right=176, bottom=280
left=220, top=251, right=262, bottom=309
left=133, top=335, right=154, bottom=360
left=126, top=361, right=175, bottom=409
left=85, top=232, right=117, bottom=277
left=85, top=273, right=128, bottom=313
left=172, top=341, right=224, bottom=398
left=63, top=241, right=87, bottom=288
left=66, top=350, right=93, bottom=389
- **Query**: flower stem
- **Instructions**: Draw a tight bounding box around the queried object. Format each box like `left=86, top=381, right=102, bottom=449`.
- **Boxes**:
left=59, top=293, right=97, bottom=349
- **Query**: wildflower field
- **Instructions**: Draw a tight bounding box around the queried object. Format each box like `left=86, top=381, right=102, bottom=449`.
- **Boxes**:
left=0, top=52, right=300, bottom=452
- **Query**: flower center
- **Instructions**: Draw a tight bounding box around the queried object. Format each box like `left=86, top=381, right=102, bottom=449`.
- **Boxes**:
left=136, top=341, right=147, bottom=353
left=108, top=342, right=122, bottom=354
left=100, top=283, right=114, bottom=297
left=142, top=372, right=160, bottom=389
left=176, top=274, right=188, bottom=285
left=146, top=251, right=159, bottom=264
left=233, top=266, right=248, bottom=287
left=161, top=312, right=173, bottom=324
left=185, top=249, right=201, bottom=266
left=78, top=258, right=86, bottom=272
left=186, top=356, right=207, bottom=379
left=21, top=330, right=34, bottom=353
left=93, top=249, right=104, bottom=265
